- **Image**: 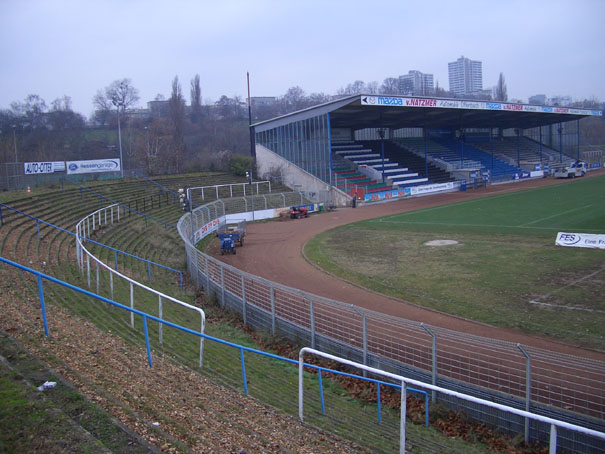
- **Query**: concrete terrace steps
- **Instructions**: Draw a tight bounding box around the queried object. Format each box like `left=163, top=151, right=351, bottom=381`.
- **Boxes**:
left=334, top=142, right=430, bottom=188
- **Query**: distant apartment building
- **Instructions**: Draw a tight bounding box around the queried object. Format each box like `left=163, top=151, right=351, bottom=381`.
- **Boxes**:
left=529, top=94, right=547, bottom=105
left=448, top=56, right=483, bottom=96
left=398, top=70, right=434, bottom=96
left=548, top=95, right=572, bottom=107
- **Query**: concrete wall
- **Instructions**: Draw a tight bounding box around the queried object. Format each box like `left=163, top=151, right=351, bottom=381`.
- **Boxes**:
left=255, top=144, right=352, bottom=207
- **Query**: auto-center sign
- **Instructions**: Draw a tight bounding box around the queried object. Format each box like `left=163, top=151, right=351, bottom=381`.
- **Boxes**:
left=360, top=96, right=602, bottom=117
left=24, top=161, right=66, bottom=174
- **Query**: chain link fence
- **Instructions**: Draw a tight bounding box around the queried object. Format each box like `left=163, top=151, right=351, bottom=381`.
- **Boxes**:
left=177, top=195, right=605, bottom=453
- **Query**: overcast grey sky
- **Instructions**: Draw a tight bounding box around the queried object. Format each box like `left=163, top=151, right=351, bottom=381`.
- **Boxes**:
left=1, top=0, right=604, bottom=117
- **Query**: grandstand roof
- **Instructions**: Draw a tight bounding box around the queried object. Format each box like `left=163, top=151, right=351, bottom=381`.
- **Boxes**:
left=253, top=94, right=602, bottom=132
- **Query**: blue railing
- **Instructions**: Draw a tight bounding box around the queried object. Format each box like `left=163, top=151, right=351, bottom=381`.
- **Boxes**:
left=61, top=178, right=176, bottom=230
left=0, top=203, right=183, bottom=289
left=134, top=172, right=180, bottom=198
left=0, top=255, right=429, bottom=428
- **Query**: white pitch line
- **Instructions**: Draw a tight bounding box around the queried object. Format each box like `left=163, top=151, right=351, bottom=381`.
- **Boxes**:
left=530, top=267, right=605, bottom=312
left=520, top=204, right=593, bottom=227
left=369, top=219, right=605, bottom=232
left=528, top=301, right=605, bottom=314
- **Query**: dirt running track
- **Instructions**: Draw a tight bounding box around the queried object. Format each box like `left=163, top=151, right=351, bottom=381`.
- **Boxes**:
left=220, top=171, right=605, bottom=362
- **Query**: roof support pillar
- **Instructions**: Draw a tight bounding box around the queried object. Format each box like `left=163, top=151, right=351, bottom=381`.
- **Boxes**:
left=517, top=128, right=521, bottom=168
left=577, top=119, right=581, bottom=160
left=424, top=127, right=429, bottom=179
left=539, top=126, right=543, bottom=165
left=559, top=123, right=563, bottom=163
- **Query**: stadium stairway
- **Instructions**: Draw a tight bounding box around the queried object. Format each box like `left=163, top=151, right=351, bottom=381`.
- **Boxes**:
left=364, top=140, right=455, bottom=184
left=332, top=141, right=427, bottom=193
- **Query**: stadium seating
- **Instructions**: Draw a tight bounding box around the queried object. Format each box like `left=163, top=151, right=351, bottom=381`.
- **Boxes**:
left=366, top=140, right=455, bottom=184
left=332, top=141, right=430, bottom=191
left=472, top=136, right=574, bottom=166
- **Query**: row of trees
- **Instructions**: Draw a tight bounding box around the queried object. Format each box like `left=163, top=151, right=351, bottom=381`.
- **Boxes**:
left=1, top=74, right=603, bottom=176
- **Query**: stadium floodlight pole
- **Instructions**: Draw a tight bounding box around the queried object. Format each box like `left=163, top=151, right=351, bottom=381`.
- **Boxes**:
left=247, top=72, right=255, bottom=160
left=112, top=102, right=124, bottom=178
left=11, top=124, right=18, bottom=163
left=187, top=186, right=194, bottom=244
left=377, top=128, right=386, bottom=183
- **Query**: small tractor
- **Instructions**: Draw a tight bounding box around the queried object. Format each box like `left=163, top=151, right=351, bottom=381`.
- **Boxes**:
left=290, top=206, right=309, bottom=219
left=220, top=234, right=236, bottom=255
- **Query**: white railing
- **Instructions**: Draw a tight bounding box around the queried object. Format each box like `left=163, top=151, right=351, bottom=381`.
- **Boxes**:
left=75, top=203, right=206, bottom=367
left=191, top=181, right=272, bottom=200
left=299, top=347, right=605, bottom=454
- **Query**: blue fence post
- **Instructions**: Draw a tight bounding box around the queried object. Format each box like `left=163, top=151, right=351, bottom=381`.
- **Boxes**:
left=143, top=315, right=153, bottom=368
left=318, top=369, right=325, bottom=415
left=240, top=348, right=248, bottom=395
left=424, top=393, right=429, bottom=428
left=147, top=262, right=151, bottom=282
left=114, top=250, right=118, bottom=270
left=37, top=275, right=50, bottom=337
left=377, top=383, right=382, bottom=424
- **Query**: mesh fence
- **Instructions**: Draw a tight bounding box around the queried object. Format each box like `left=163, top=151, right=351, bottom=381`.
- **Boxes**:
left=177, top=194, right=605, bottom=453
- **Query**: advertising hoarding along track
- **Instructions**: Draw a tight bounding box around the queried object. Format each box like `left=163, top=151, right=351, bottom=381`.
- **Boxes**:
left=556, top=232, right=605, bottom=250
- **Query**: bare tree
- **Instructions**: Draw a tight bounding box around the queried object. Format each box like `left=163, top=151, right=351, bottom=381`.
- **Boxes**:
left=495, top=73, right=508, bottom=102
left=94, top=79, right=139, bottom=175
left=282, top=86, right=306, bottom=112
left=49, top=95, right=85, bottom=130
left=366, top=81, right=379, bottom=94
left=105, top=79, right=140, bottom=112
left=169, top=75, right=186, bottom=173
left=11, top=94, right=47, bottom=130
left=379, top=77, right=400, bottom=95
left=92, top=90, right=114, bottom=125
left=190, top=74, right=202, bottom=123
left=338, top=80, right=366, bottom=96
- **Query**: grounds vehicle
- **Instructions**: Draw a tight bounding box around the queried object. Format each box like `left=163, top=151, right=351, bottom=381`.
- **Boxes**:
left=290, top=206, right=309, bottom=219
left=220, top=235, right=236, bottom=255
left=553, top=160, right=588, bottom=178
left=217, top=220, right=246, bottom=246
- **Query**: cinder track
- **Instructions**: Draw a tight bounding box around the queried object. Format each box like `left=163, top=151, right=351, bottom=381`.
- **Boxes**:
left=220, top=171, right=605, bottom=361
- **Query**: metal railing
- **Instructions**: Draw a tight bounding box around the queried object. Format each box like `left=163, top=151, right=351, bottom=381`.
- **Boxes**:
left=0, top=255, right=433, bottom=452
left=178, top=193, right=605, bottom=452
left=299, top=348, right=605, bottom=454
left=192, top=181, right=272, bottom=200
left=62, top=179, right=176, bottom=230
left=0, top=203, right=182, bottom=288
left=75, top=204, right=206, bottom=367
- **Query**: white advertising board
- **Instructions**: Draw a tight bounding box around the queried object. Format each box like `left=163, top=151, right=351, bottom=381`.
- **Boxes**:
left=24, top=161, right=65, bottom=175
left=409, top=182, right=454, bottom=195
left=555, top=232, right=605, bottom=250
left=66, top=159, right=121, bottom=175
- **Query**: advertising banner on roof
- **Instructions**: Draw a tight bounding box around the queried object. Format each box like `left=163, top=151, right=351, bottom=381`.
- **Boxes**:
left=359, top=96, right=602, bottom=116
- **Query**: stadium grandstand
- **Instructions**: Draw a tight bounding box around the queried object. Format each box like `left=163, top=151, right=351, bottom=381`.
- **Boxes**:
left=252, top=95, right=602, bottom=204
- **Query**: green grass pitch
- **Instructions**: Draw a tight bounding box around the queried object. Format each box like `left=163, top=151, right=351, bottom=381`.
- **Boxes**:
left=305, top=176, right=605, bottom=349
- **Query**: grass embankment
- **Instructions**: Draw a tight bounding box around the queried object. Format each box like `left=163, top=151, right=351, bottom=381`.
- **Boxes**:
left=0, top=180, right=502, bottom=453
left=306, top=177, right=605, bottom=350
